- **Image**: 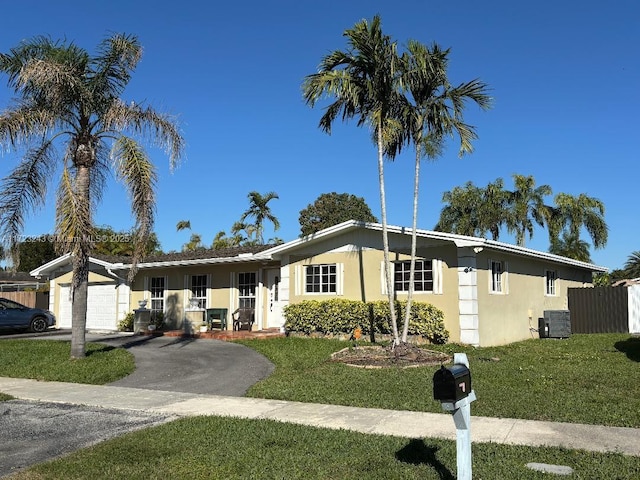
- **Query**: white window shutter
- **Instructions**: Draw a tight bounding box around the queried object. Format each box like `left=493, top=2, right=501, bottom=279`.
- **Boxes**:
left=206, top=274, right=212, bottom=307
left=294, top=265, right=301, bottom=296
left=504, top=261, right=509, bottom=294
left=337, top=263, right=344, bottom=296
left=143, top=276, right=149, bottom=301
left=434, top=259, right=443, bottom=294
left=184, top=275, right=189, bottom=308
left=381, top=261, right=388, bottom=295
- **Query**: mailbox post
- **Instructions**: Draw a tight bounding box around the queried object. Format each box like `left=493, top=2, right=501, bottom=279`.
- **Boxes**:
left=433, top=353, right=476, bottom=480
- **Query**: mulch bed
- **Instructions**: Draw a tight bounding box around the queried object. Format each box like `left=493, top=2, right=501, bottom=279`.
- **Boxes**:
left=330, top=344, right=451, bottom=369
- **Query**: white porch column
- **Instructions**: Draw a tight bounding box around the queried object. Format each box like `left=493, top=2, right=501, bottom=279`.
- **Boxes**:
left=457, top=247, right=480, bottom=346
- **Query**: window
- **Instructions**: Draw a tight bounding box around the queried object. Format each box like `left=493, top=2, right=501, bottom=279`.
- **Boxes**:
left=190, top=274, right=207, bottom=309
left=546, top=270, right=557, bottom=296
left=305, top=264, right=337, bottom=293
left=238, top=272, right=256, bottom=309
left=150, top=277, right=165, bottom=313
left=490, top=260, right=503, bottom=293
left=393, top=260, right=433, bottom=292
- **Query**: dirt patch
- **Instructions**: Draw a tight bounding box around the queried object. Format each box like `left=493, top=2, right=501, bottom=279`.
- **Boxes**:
left=330, top=344, right=452, bottom=369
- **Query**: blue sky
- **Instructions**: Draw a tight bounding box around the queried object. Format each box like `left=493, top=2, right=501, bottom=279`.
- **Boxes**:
left=0, top=0, right=637, bottom=270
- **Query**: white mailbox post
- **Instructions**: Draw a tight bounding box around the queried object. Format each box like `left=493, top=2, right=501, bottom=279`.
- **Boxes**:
left=433, top=353, right=476, bottom=480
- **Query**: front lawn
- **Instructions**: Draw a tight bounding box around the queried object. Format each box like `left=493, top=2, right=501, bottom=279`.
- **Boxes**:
left=237, top=334, right=640, bottom=428
left=0, top=340, right=135, bottom=384
left=10, top=416, right=640, bottom=480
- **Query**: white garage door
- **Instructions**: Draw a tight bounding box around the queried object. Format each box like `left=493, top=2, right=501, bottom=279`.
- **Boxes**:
left=58, top=283, right=118, bottom=330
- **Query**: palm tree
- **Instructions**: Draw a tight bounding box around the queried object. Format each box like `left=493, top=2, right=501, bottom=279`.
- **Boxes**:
left=239, top=191, right=280, bottom=245
left=549, top=230, right=592, bottom=262
left=506, top=174, right=552, bottom=246
left=0, top=34, right=184, bottom=358
left=435, top=182, right=485, bottom=237
left=396, top=40, right=491, bottom=342
left=550, top=193, right=608, bottom=249
left=624, top=251, right=640, bottom=278
left=303, top=15, right=405, bottom=344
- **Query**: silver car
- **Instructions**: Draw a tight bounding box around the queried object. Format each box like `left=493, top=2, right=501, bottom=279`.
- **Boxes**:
left=0, top=298, right=56, bottom=333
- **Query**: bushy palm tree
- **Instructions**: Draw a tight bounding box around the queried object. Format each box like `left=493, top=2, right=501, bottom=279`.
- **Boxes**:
left=506, top=174, right=552, bottom=246
left=0, top=34, right=183, bottom=358
left=623, top=251, right=640, bottom=278
left=549, top=230, right=592, bottom=263
left=549, top=193, right=608, bottom=249
left=435, top=179, right=505, bottom=240
left=239, top=191, right=280, bottom=245
left=303, top=15, right=405, bottom=343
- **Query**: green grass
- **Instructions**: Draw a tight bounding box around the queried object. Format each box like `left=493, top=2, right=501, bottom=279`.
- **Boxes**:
left=236, top=334, right=640, bottom=428
left=10, top=416, right=640, bottom=480
left=0, top=340, right=135, bottom=384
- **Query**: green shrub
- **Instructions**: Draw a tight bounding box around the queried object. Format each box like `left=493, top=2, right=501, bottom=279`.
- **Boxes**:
left=151, top=311, right=165, bottom=330
left=284, top=299, right=448, bottom=344
left=117, top=312, right=135, bottom=332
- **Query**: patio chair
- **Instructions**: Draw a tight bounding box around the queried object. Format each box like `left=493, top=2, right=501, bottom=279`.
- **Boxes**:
left=232, top=308, right=255, bottom=331
left=206, top=308, right=228, bottom=330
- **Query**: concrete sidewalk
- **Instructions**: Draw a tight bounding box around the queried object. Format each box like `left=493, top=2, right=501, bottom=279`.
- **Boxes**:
left=1, top=377, right=638, bottom=457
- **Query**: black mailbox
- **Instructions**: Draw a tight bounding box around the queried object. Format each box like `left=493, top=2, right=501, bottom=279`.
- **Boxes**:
left=433, top=364, right=472, bottom=402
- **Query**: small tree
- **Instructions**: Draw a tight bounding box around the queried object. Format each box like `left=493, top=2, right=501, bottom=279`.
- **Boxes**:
left=299, top=192, right=377, bottom=236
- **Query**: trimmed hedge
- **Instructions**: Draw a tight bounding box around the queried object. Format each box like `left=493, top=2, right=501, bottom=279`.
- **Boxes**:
left=283, top=299, right=449, bottom=344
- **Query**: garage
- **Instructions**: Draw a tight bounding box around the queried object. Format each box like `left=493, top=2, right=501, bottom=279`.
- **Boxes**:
left=58, top=283, right=118, bottom=330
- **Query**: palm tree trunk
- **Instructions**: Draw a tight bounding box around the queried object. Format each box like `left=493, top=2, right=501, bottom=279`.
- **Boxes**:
left=402, top=144, right=421, bottom=343
left=377, top=125, right=399, bottom=345
left=70, top=264, right=88, bottom=358
left=70, top=163, right=91, bottom=359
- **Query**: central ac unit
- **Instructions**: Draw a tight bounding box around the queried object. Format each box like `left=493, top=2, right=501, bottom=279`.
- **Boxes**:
left=538, top=310, right=571, bottom=338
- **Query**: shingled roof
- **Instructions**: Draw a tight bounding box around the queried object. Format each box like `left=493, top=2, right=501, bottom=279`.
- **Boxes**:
left=94, top=244, right=274, bottom=266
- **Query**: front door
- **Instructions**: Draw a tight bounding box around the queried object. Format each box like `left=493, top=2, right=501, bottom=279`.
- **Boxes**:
left=265, top=268, right=283, bottom=329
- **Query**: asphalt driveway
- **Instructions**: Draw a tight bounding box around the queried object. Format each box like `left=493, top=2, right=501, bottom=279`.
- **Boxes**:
left=0, top=331, right=275, bottom=477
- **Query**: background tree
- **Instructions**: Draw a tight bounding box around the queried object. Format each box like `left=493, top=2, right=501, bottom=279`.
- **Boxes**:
left=0, top=34, right=183, bottom=358
left=303, top=15, right=405, bottom=343
left=548, top=230, right=592, bottom=263
left=624, top=251, right=640, bottom=278
left=548, top=193, right=608, bottom=250
left=506, top=174, right=552, bottom=246
left=239, top=191, right=280, bottom=245
left=176, top=220, right=204, bottom=252
left=435, top=181, right=485, bottom=237
left=298, top=192, right=378, bottom=236
left=17, top=237, right=57, bottom=272
left=92, top=226, right=162, bottom=257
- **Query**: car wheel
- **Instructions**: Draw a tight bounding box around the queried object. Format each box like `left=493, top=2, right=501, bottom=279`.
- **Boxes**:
left=30, top=316, right=48, bottom=333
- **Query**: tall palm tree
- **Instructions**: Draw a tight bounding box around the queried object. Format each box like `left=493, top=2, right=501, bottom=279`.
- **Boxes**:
left=303, top=15, right=405, bottom=344
left=396, top=40, right=491, bottom=342
left=506, top=174, right=552, bottom=246
left=548, top=230, right=592, bottom=262
left=239, top=191, right=280, bottom=245
left=435, top=182, right=485, bottom=237
left=0, top=34, right=183, bottom=358
left=550, top=193, right=608, bottom=249
left=624, top=251, right=640, bottom=278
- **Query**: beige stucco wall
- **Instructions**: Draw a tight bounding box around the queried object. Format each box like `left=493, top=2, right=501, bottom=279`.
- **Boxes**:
left=282, top=229, right=462, bottom=341
left=476, top=251, right=592, bottom=346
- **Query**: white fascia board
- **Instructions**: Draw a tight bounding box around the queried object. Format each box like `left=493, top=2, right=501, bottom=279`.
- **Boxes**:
left=29, top=253, right=120, bottom=277
left=115, top=252, right=273, bottom=270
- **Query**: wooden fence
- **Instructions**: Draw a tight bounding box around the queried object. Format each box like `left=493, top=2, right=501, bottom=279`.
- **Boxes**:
left=0, top=291, right=49, bottom=310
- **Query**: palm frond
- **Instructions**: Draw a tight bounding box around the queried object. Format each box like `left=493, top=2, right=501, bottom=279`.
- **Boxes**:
left=102, top=100, right=184, bottom=171
left=55, top=165, right=92, bottom=258
left=111, top=136, right=157, bottom=280
left=0, top=140, right=57, bottom=261
left=90, top=33, right=141, bottom=99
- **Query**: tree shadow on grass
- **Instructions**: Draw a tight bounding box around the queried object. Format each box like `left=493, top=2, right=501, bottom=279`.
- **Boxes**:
left=614, top=337, right=640, bottom=362
left=395, top=439, right=455, bottom=479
